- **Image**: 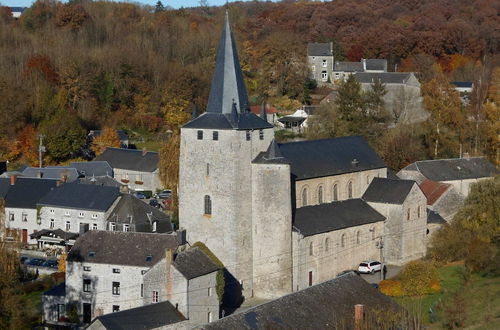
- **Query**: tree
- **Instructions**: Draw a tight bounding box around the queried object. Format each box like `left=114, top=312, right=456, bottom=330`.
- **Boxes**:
left=0, top=242, right=26, bottom=329
left=364, top=78, right=387, bottom=121
left=90, top=127, right=121, bottom=156
left=159, top=132, right=180, bottom=227
left=154, top=1, right=165, bottom=13
left=7, top=125, right=39, bottom=166
left=335, top=74, right=365, bottom=122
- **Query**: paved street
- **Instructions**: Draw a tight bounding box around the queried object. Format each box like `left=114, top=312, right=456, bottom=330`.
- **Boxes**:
left=359, top=265, right=401, bottom=284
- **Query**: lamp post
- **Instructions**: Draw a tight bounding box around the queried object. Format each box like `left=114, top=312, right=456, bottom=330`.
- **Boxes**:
left=376, top=236, right=384, bottom=281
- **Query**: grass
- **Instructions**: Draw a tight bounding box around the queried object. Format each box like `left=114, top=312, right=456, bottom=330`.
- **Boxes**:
left=394, top=262, right=500, bottom=329
left=135, top=140, right=163, bottom=152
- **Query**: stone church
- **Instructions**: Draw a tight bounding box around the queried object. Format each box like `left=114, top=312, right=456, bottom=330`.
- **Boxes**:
left=179, top=13, right=427, bottom=300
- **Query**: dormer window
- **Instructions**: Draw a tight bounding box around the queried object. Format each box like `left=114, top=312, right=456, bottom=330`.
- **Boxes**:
left=197, top=130, right=203, bottom=140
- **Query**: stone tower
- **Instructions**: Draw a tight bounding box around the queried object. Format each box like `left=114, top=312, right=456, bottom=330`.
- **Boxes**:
left=178, top=13, right=274, bottom=297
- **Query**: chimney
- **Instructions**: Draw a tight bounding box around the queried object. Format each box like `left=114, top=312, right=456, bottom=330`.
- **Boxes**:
left=10, top=175, right=16, bottom=185
left=176, top=228, right=187, bottom=245
left=354, top=304, right=364, bottom=330
left=362, top=58, right=366, bottom=71
left=61, top=175, right=68, bottom=183
left=330, top=41, right=333, bottom=54
left=142, top=148, right=147, bottom=156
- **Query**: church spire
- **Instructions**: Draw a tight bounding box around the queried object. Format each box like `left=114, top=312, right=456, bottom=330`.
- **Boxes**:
left=205, top=11, right=249, bottom=115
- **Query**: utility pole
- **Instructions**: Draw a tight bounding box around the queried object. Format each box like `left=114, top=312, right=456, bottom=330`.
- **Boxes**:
left=376, top=236, right=384, bottom=281
left=38, top=135, right=45, bottom=168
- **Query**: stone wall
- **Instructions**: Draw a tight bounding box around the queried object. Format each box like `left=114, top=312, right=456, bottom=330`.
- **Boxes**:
left=187, top=272, right=219, bottom=324
left=114, top=168, right=162, bottom=192
left=308, top=55, right=334, bottom=84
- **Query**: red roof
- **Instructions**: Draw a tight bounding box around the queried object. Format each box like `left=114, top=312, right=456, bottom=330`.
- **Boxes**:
left=249, top=104, right=278, bottom=115
left=419, top=180, right=451, bottom=205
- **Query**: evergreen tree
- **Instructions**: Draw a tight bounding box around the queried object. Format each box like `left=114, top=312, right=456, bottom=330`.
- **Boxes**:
left=365, top=78, right=388, bottom=121
left=335, top=74, right=365, bottom=121
left=154, top=1, right=165, bottom=13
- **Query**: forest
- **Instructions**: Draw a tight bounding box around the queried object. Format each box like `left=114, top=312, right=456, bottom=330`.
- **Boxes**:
left=0, top=0, right=498, bottom=169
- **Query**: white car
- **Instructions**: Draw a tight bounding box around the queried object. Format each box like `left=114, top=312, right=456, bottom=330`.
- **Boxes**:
left=358, top=261, right=382, bottom=274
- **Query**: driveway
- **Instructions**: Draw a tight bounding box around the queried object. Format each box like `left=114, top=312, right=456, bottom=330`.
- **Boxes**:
left=359, top=265, right=401, bottom=284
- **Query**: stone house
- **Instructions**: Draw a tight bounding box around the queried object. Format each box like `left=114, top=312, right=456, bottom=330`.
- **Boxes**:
left=95, top=147, right=162, bottom=193
left=332, top=58, right=387, bottom=81
left=3, top=176, right=58, bottom=244
left=362, top=178, right=427, bottom=265
left=418, top=179, right=464, bottom=222
left=397, top=157, right=498, bottom=198
left=69, top=161, right=114, bottom=178
left=307, top=42, right=334, bottom=84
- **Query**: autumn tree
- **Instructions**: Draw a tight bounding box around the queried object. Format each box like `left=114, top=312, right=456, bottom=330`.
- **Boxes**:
left=90, top=127, right=121, bottom=156
left=483, top=67, right=500, bottom=165
left=0, top=242, right=25, bottom=329
left=158, top=132, right=180, bottom=228
left=7, top=125, right=39, bottom=166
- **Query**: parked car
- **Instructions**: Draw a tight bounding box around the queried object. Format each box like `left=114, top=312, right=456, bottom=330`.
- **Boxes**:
left=154, top=190, right=172, bottom=199
left=20, top=256, right=29, bottom=264
left=149, top=199, right=161, bottom=208
left=27, top=258, right=45, bottom=266
left=42, top=260, right=58, bottom=269
left=133, top=192, right=147, bottom=199
left=358, top=261, right=382, bottom=274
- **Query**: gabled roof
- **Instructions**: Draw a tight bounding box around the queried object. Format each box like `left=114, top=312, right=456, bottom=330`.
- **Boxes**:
left=22, top=167, right=80, bottom=182
left=91, top=301, right=185, bottom=330
left=253, top=140, right=290, bottom=165
left=0, top=178, right=11, bottom=198
left=107, top=194, right=173, bottom=233
left=95, top=148, right=159, bottom=172
left=67, top=231, right=178, bottom=267
left=307, top=43, right=333, bottom=56
left=201, top=272, right=401, bottom=329
left=173, top=247, right=220, bottom=280
left=365, top=59, right=387, bottom=71
left=293, top=199, right=385, bottom=237
left=77, top=175, right=124, bottom=188
left=362, top=178, right=416, bottom=204
left=249, top=104, right=278, bottom=115
left=5, top=178, right=58, bottom=209
left=419, top=180, right=452, bottom=205
left=402, top=157, right=498, bottom=181
left=38, top=183, right=120, bottom=212
left=277, top=136, right=386, bottom=180
left=30, top=229, right=79, bottom=241
left=70, top=161, right=113, bottom=177
left=427, top=209, right=447, bottom=224
left=183, top=111, right=272, bottom=130
left=333, top=61, right=364, bottom=72
left=353, top=72, right=414, bottom=84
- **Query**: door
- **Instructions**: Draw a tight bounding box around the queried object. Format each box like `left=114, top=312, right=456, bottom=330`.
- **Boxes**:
left=83, top=303, right=92, bottom=324
left=308, top=271, right=313, bottom=287
left=22, top=229, right=28, bottom=243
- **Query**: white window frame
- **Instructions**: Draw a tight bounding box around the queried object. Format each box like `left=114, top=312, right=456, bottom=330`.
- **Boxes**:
left=83, top=266, right=91, bottom=272
left=152, top=291, right=159, bottom=303
left=91, top=214, right=98, bottom=219
left=110, top=222, right=116, bottom=231
left=64, top=211, right=70, bottom=217
left=92, top=223, right=98, bottom=230
left=65, top=221, right=71, bottom=231
left=50, top=219, right=55, bottom=229
left=321, top=71, right=328, bottom=81
left=112, top=268, right=121, bottom=274
left=9, top=212, right=14, bottom=221
left=78, top=212, right=84, bottom=218
left=22, top=212, right=28, bottom=222
left=322, top=59, right=327, bottom=67
left=49, top=209, right=55, bottom=214
left=123, top=224, right=130, bottom=232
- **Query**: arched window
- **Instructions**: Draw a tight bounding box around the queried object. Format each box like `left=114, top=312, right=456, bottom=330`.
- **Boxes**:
left=204, top=195, right=212, bottom=215
left=302, top=188, right=308, bottom=207
left=309, top=242, right=313, bottom=256
left=341, top=233, right=346, bottom=248
left=356, top=231, right=360, bottom=245
left=371, top=227, right=375, bottom=240
left=325, top=238, right=330, bottom=252
left=318, top=186, right=323, bottom=204
left=348, top=181, right=353, bottom=199
left=407, top=208, right=411, bottom=221
left=417, top=205, right=421, bottom=218
left=333, top=184, right=338, bottom=201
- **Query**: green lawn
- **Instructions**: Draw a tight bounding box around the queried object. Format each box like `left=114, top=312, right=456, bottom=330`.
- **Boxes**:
left=395, top=263, right=500, bottom=329
left=135, top=140, right=163, bottom=152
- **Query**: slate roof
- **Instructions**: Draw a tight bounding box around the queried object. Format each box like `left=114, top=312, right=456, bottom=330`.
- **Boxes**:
left=0, top=178, right=11, bottom=198
left=183, top=111, right=272, bottom=130
left=38, top=183, right=120, bottom=212
left=67, top=231, right=178, bottom=266
left=201, top=272, right=401, bottom=329
left=91, top=301, right=185, bottom=330
left=43, top=282, right=66, bottom=297
left=427, top=209, right=447, bottom=224
left=333, top=61, right=364, bottom=72
left=30, top=229, right=79, bottom=241
left=70, top=161, right=113, bottom=177
left=402, top=157, right=498, bottom=181
left=22, top=167, right=80, bottom=182
left=95, top=147, right=159, bottom=172
left=451, top=81, right=473, bottom=88
left=293, top=199, right=385, bottom=237
left=107, top=194, right=173, bottom=233
left=365, top=59, right=387, bottom=71
left=173, top=247, right=220, bottom=280
left=277, top=116, right=307, bottom=124
left=77, top=175, right=124, bottom=188
left=307, top=43, right=333, bottom=56
left=277, top=136, right=386, bottom=180
left=362, top=178, right=416, bottom=204
left=353, top=72, right=413, bottom=84
left=4, top=178, right=58, bottom=209
left=253, top=140, right=290, bottom=165
left=419, top=180, right=452, bottom=205
left=10, top=7, right=27, bottom=12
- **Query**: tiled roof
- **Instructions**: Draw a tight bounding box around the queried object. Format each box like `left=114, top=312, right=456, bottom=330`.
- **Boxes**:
left=95, top=148, right=159, bottom=172
left=67, top=231, right=178, bottom=267
left=362, top=178, right=416, bottom=204
left=173, top=247, right=220, bottom=280
left=419, top=180, right=452, bottom=205
left=293, top=199, right=385, bottom=237
left=5, top=178, right=58, bottom=208
left=307, top=43, right=333, bottom=56
left=249, top=104, right=277, bottom=114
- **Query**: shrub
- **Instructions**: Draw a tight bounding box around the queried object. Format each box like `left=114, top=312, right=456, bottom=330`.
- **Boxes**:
left=400, top=260, right=440, bottom=296
left=379, top=280, right=404, bottom=296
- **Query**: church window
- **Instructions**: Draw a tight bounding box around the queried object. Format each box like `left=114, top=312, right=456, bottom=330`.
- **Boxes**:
left=325, top=238, right=330, bottom=252
left=246, top=131, right=251, bottom=141
left=356, top=231, right=360, bottom=245
left=197, top=130, right=203, bottom=140
left=206, top=163, right=209, bottom=176
left=318, top=186, right=323, bottom=204
left=348, top=181, right=353, bottom=198
left=204, top=195, right=212, bottom=215
left=308, top=271, right=313, bottom=287
left=333, top=184, right=338, bottom=201
left=417, top=205, right=420, bottom=218
left=309, top=242, right=313, bottom=256
left=301, top=188, right=308, bottom=207
left=371, top=227, right=375, bottom=240
left=341, top=233, right=346, bottom=248
left=212, top=131, right=218, bottom=141
left=407, top=208, right=411, bottom=221
left=259, top=130, right=264, bottom=140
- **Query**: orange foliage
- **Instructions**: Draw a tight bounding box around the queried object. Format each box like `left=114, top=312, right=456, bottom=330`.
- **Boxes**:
left=438, top=54, right=472, bottom=73
left=24, top=54, right=59, bottom=84
left=90, top=127, right=121, bottom=156
left=379, top=280, right=404, bottom=297
left=7, top=125, right=39, bottom=166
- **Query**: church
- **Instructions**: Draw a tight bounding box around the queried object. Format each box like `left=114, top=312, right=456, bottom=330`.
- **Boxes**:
left=178, top=13, right=427, bottom=300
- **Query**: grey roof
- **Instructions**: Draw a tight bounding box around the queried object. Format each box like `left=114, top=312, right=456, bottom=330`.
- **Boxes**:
left=365, top=59, right=388, bottom=71
left=451, top=81, right=473, bottom=88
left=38, top=183, right=120, bottom=212
left=183, top=111, right=272, bottom=130
left=362, top=178, right=416, bottom=204
left=5, top=178, right=58, bottom=209
left=277, top=116, right=307, bottom=124
left=21, top=167, right=80, bottom=182
left=67, top=230, right=179, bottom=267
left=77, top=175, right=124, bottom=188
left=107, top=194, right=173, bottom=233
left=44, top=282, right=65, bottom=297
left=10, top=7, right=27, bottom=12
left=403, top=157, right=498, bottom=181
left=70, top=161, right=113, bottom=177
left=253, top=140, right=290, bottom=165
left=201, top=272, right=401, bottom=329
left=91, top=301, right=185, bottom=330
left=0, top=178, right=11, bottom=198
left=307, top=43, right=333, bottom=56
left=354, top=72, right=413, bottom=84
left=95, top=147, right=159, bottom=172
left=427, top=209, right=447, bottom=224
left=293, top=199, right=385, bottom=237
left=173, top=247, right=220, bottom=280
left=30, top=229, right=79, bottom=241
left=278, top=136, right=386, bottom=180
left=334, top=61, right=364, bottom=72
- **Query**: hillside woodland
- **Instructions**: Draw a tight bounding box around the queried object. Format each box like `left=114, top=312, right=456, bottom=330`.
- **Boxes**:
left=0, top=0, right=498, bottom=170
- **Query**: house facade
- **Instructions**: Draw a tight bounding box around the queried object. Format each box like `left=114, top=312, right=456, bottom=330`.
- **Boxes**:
left=332, top=58, right=388, bottom=81
left=307, top=42, right=334, bottom=83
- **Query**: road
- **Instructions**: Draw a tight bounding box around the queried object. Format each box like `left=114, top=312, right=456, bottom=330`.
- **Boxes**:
left=359, top=265, right=401, bottom=284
